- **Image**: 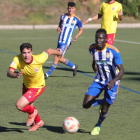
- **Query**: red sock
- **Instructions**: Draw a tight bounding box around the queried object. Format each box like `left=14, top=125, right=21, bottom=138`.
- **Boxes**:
left=21, top=105, right=34, bottom=114
left=33, top=106, right=41, bottom=123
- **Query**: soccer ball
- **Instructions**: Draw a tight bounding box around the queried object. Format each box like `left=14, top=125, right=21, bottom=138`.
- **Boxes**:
left=63, top=117, right=79, bottom=133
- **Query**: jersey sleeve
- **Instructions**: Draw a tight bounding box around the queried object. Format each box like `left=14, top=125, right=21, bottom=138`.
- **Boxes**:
left=77, top=19, right=82, bottom=29
left=59, top=15, right=64, bottom=27
left=35, top=51, right=48, bottom=64
left=114, top=52, right=123, bottom=65
left=9, top=56, right=19, bottom=70
left=117, top=3, right=123, bottom=14
left=98, top=3, right=104, bottom=15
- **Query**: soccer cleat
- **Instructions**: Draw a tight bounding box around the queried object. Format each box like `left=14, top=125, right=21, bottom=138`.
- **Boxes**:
left=44, top=73, right=48, bottom=79
left=99, top=105, right=102, bottom=114
left=26, top=109, right=38, bottom=127
left=28, top=120, right=44, bottom=131
left=91, top=126, right=100, bottom=135
left=73, top=64, right=78, bottom=77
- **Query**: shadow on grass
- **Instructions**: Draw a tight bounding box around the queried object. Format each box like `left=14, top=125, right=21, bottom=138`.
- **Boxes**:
left=0, top=126, right=27, bottom=133
left=43, top=125, right=90, bottom=134
left=8, top=122, right=89, bottom=134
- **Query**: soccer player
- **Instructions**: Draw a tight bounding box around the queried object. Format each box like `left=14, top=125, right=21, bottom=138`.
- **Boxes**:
left=83, top=0, right=123, bottom=45
left=44, top=2, right=83, bottom=79
left=82, top=29, right=124, bottom=135
left=7, top=43, right=61, bottom=131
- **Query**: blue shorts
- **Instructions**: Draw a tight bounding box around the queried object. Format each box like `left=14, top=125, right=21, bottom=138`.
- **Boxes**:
left=57, top=42, right=71, bottom=55
left=86, top=81, right=119, bottom=105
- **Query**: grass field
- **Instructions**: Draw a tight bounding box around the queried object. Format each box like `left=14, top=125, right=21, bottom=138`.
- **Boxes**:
left=0, top=28, right=140, bottom=140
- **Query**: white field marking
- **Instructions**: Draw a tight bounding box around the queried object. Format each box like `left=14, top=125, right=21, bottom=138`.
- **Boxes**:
left=115, top=39, right=140, bottom=45
left=0, top=36, right=140, bottom=45
left=45, top=61, right=53, bottom=63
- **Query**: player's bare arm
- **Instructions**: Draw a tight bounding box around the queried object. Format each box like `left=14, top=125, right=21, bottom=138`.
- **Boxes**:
left=73, top=27, right=83, bottom=42
left=7, top=68, right=23, bottom=78
left=107, top=64, right=124, bottom=89
left=118, top=10, right=123, bottom=21
left=46, top=48, right=62, bottom=56
left=83, top=14, right=102, bottom=25
left=57, top=26, right=61, bottom=33
left=92, top=60, right=97, bottom=72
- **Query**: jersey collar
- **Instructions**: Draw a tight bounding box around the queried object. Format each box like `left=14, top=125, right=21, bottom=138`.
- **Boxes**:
left=96, top=43, right=107, bottom=52
left=108, top=0, right=115, bottom=4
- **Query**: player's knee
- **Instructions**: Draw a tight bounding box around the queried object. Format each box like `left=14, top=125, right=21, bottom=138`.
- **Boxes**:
left=16, top=102, right=23, bottom=110
left=83, top=103, right=91, bottom=109
left=101, top=108, right=108, bottom=115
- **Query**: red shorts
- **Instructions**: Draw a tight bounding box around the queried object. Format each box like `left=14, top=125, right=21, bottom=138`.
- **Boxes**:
left=107, top=33, right=115, bottom=45
left=22, top=84, right=45, bottom=103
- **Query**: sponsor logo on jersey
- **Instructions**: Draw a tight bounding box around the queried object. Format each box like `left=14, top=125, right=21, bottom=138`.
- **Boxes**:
left=34, top=67, right=38, bottom=73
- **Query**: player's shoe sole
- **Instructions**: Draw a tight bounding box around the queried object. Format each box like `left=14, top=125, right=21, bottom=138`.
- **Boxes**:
left=91, top=126, right=100, bottom=135
left=44, top=74, right=48, bottom=79
left=73, top=64, right=78, bottom=77
left=28, top=120, right=44, bottom=131
left=26, top=109, right=38, bottom=127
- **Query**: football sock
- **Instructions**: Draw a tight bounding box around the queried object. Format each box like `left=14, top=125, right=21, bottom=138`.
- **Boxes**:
left=64, top=59, right=75, bottom=69
left=92, top=99, right=104, bottom=107
left=46, top=63, right=57, bottom=76
left=95, top=112, right=108, bottom=128
left=33, top=106, right=41, bottom=123
left=21, top=105, right=34, bottom=114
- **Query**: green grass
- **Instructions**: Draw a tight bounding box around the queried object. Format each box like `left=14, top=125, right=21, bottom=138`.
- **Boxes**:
left=0, top=28, right=140, bottom=140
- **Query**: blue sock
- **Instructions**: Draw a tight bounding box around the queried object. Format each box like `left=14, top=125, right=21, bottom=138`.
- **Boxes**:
left=64, top=59, right=74, bottom=68
left=95, top=112, right=108, bottom=128
left=92, top=99, right=104, bottom=107
left=46, top=63, right=57, bottom=76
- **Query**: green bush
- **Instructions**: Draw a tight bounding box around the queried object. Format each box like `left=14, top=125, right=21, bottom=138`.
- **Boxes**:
left=117, top=0, right=140, bottom=18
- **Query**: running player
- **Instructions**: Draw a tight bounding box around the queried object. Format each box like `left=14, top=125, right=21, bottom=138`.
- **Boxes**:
left=83, top=0, right=123, bottom=45
left=7, top=43, right=61, bottom=131
left=44, top=2, right=83, bottom=79
left=82, top=29, right=124, bottom=135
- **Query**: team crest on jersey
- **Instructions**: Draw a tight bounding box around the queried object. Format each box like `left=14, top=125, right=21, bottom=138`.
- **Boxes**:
left=34, top=67, right=38, bottom=73
left=72, top=20, right=75, bottom=24
left=112, top=7, right=115, bottom=11
left=106, top=53, right=110, bottom=58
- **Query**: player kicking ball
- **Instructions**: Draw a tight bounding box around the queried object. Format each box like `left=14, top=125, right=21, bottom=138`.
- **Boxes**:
left=82, top=29, right=124, bottom=135
left=7, top=43, right=61, bottom=131
left=44, top=2, right=83, bottom=79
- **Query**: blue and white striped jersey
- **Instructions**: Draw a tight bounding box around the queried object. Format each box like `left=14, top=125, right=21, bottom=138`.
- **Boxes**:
left=89, top=43, right=123, bottom=85
left=58, top=13, right=82, bottom=45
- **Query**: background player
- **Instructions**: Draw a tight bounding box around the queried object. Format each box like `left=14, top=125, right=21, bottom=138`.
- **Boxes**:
left=7, top=43, right=61, bottom=131
left=44, top=2, right=83, bottom=79
left=83, top=0, right=123, bottom=45
left=83, top=29, right=124, bottom=135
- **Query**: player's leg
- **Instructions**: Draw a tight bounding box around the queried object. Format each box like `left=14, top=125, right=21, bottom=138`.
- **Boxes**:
left=17, top=85, right=45, bottom=131
left=83, top=81, right=104, bottom=109
left=45, top=52, right=62, bottom=79
left=59, top=56, right=78, bottom=77
left=107, top=33, right=115, bottom=45
left=91, top=83, right=119, bottom=135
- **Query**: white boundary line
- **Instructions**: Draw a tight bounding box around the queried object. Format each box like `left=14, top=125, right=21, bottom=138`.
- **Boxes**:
left=0, top=23, right=140, bottom=29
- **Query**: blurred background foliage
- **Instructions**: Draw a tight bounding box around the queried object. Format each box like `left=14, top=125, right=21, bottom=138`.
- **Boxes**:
left=1, top=0, right=140, bottom=25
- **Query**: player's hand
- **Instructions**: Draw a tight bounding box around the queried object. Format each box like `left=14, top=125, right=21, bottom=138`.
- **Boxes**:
left=73, top=36, right=78, bottom=42
left=107, top=80, right=115, bottom=90
left=57, top=27, right=61, bottom=33
left=118, top=10, right=122, bottom=16
left=83, top=20, right=89, bottom=25
left=16, top=70, right=24, bottom=78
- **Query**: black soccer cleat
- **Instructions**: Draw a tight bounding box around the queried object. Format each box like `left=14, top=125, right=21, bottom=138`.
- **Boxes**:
left=44, top=74, right=48, bottom=79
left=73, top=64, right=78, bottom=77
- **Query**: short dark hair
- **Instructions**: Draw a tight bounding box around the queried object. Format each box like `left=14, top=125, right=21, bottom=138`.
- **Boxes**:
left=68, top=2, right=76, bottom=7
left=20, top=43, right=32, bottom=53
left=96, top=28, right=107, bottom=37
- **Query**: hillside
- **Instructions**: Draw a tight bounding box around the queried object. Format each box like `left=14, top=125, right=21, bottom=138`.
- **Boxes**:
left=1, top=0, right=139, bottom=25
